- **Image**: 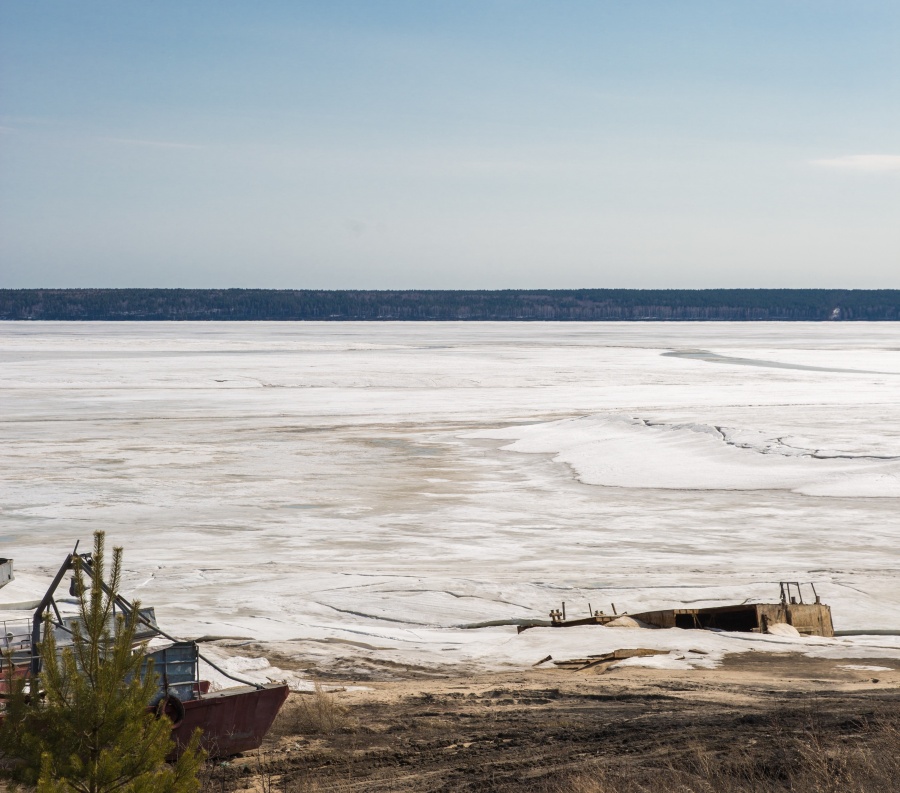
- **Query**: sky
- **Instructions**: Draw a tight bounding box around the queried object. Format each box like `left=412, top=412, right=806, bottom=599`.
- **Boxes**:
left=1, top=1, right=899, bottom=289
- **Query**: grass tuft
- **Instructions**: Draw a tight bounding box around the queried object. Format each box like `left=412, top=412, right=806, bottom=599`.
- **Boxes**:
left=275, top=684, right=354, bottom=737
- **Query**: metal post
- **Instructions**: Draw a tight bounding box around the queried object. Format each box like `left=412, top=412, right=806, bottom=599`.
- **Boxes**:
left=31, top=548, right=79, bottom=675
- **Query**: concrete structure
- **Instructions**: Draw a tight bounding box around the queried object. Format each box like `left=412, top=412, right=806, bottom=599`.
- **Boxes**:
left=541, top=582, right=835, bottom=638
left=629, top=601, right=834, bottom=637
left=0, top=559, right=13, bottom=590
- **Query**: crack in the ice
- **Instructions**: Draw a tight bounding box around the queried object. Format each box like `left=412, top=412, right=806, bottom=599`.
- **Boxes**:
left=374, top=588, right=531, bottom=610
left=302, top=622, right=427, bottom=642
left=637, top=416, right=899, bottom=462
left=314, top=602, right=428, bottom=626
left=810, top=452, right=900, bottom=461
left=831, top=581, right=872, bottom=596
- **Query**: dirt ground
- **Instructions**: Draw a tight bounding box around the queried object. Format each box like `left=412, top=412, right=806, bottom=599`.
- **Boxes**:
left=203, top=652, right=900, bottom=792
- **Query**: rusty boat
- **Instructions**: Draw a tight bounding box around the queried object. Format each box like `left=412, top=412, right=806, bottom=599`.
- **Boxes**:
left=1, top=546, right=288, bottom=758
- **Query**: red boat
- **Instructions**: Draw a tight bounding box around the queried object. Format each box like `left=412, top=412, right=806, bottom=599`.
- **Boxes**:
left=146, top=639, right=288, bottom=757
left=4, top=547, right=289, bottom=758
left=172, top=683, right=288, bottom=757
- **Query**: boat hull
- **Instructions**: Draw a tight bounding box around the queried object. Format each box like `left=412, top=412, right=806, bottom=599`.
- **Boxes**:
left=169, top=683, right=289, bottom=758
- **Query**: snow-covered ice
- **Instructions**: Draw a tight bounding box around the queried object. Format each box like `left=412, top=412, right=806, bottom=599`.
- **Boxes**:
left=1, top=321, right=899, bottom=674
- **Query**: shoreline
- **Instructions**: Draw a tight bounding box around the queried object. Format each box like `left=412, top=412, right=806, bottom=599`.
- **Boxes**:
left=211, top=651, right=900, bottom=791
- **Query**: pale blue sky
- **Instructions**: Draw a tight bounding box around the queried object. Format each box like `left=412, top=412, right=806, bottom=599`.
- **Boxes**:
left=2, top=1, right=899, bottom=288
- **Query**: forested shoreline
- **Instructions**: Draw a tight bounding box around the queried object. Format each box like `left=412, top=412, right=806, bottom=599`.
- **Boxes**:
left=2, top=288, right=899, bottom=321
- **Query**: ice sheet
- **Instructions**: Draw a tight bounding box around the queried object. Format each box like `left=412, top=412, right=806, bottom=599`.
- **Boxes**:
left=1, top=321, right=899, bottom=675
left=469, top=414, right=900, bottom=497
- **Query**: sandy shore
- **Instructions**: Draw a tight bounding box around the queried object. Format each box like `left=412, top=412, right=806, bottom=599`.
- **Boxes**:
left=208, top=651, right=900, bottom=792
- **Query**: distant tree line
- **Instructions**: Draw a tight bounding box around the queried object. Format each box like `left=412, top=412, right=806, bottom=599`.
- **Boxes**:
left=1, top=288, right=899, bottom=321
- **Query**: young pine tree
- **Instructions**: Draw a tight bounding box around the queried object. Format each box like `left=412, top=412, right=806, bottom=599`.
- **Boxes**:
left=0, top=531, right=205, bottom=792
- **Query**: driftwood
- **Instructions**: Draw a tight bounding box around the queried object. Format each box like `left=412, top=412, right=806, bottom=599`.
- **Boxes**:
left=553, top=647, right=668, bottom=672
